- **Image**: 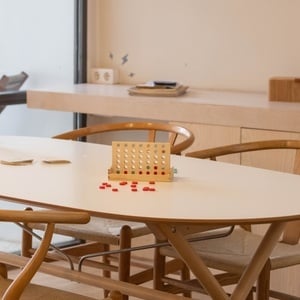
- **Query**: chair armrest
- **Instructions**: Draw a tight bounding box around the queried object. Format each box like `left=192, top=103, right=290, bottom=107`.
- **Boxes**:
left=0, top=209, right=90, bottom=224
left=0, top=209, right=90, bottom=300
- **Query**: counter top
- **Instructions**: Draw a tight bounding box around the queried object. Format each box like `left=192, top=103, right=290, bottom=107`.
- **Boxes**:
left=27, top=84, right=300, bottom=133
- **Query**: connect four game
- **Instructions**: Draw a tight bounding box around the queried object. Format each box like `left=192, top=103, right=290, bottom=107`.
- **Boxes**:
left=108, top=141, right=174, bottom=182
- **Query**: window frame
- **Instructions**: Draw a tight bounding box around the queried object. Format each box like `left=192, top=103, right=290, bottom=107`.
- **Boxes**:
left=74, top=0, right=88, bottom=129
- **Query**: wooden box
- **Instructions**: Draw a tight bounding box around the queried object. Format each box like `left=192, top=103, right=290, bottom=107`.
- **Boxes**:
left=269, top=77, right=300, bottom=102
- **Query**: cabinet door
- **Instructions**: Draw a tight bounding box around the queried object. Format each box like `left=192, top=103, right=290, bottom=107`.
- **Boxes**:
left=172, top=122, right=241, bottom=163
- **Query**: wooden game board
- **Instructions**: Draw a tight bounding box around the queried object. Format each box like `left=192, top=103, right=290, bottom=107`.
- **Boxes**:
left=108, top=141, right=174, bottom=181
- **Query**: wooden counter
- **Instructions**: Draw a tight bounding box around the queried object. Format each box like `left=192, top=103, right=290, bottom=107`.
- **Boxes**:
left=27, top=84, right=300, bottom=133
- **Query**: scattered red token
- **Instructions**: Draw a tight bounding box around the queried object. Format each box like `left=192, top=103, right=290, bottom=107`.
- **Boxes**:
left=100, top=180, right=156, bottom=192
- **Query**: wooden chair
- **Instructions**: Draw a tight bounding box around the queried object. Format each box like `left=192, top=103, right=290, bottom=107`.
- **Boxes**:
left=52, top=121, right=194, bottom=155
left=0, top=72, right=28, bottom=92
left=155, top=139, right=300, bottom=299
left=22, top=121, right=195, bottom=299
left=0, top=209, right=98, bottom=300
left=0, top=71, right=28, bottom=113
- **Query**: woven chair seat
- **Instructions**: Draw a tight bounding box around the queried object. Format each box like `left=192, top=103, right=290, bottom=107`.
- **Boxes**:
left=30, top=216, right=151, bottom=245
left=160, top=228, right=300, bottom=274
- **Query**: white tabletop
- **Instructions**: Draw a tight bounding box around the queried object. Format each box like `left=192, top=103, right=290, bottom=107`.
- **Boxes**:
left=0, top=135, right=300, bottom=225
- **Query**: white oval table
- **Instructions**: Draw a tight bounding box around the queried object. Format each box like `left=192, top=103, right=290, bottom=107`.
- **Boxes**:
left=1, top=136, right=300, bottom=299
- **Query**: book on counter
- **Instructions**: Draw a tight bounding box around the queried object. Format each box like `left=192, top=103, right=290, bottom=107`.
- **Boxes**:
left=128, top=81, right=188, bottom=97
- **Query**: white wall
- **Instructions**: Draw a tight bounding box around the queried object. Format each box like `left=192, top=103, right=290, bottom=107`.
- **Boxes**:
left=88, top=0, right=300, bottom=92
left=0, top=0, right=74, bottom=137
left=0, top=0, right=75, bottom=250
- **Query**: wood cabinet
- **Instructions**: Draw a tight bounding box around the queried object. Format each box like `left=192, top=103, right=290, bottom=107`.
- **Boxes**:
left=173, top=122, right=300, bottom=172
left=171, top=122, right=241, bottom=163
left=241, top=128, right=300, bottom=172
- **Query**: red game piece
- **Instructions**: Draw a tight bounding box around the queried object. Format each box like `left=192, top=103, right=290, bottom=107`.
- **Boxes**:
left=142, top=187, right=150, bottom=191
left=112, top=188, right=119, bottom=192
left=149, top=181, right=155, bottom=184
left=131, top=188, right=138, bottom=192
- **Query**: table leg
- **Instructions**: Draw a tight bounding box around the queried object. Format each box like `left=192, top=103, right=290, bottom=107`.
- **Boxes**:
left=157, top=223, right=230, bottom=300
left=231, top=221, right=286, bottom=300
left=156, top=221, right=287, bottom=300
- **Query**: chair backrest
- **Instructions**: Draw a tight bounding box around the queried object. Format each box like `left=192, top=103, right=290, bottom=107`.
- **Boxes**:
left=186, top=139, right=300, bottom=244
left=0, top=72, right=28, bottom=91
left=53, top=122, right=195, bottom=155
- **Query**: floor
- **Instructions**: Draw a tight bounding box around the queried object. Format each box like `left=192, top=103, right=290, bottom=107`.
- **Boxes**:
left=5, top=232, right=210, bottom=300
left=0, top=200, right=204, bottom=299
left=3, top=229, right=278, bottom=300
left=8, top=260, right=208, bottom=300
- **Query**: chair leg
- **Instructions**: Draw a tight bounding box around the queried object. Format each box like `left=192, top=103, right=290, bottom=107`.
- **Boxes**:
left=256, top=259, right=271, bottom=300
left=103, top=243, right=111, bottom=298
left=153, top=243, right=167, bottom=291
left=105, top=291, right=123, bottom=300
left=153, top=242, right=192, bottom=297
left=22, top=226, right=33, bottom=257
left=246, top=291, right=254, bottom=300
left=118, top=225, right=132, bottom=300
left=0, top=263, right=7, bottom=278
left=21, top=207, right=34, bottom=257
left=180, top=264, right=192, bottom=298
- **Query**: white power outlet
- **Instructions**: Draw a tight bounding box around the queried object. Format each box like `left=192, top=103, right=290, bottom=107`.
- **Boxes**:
left=90, top=68, right=119, bottom=84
